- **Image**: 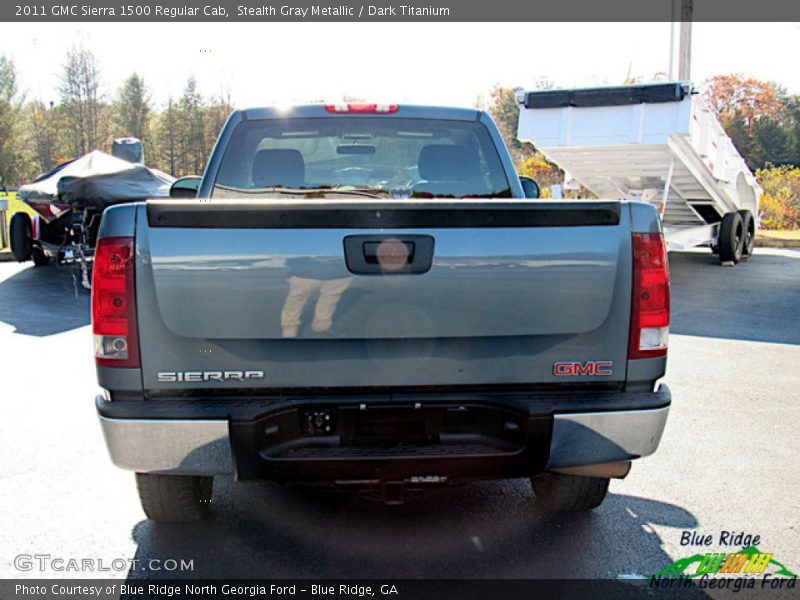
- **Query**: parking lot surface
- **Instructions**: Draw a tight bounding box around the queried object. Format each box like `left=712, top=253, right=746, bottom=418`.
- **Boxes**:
left=1, top=248, right=798, bottom=579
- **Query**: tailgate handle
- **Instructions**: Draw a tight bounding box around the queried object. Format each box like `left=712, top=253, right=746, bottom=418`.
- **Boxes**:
left=363, top=241, right=415, bottom=264
left=344, top=235, right=434, bottom=275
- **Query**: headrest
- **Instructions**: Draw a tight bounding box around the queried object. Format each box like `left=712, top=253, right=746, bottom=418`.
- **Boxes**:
left=252, top=149, right=305, bottom=188
left=418, top=145, right=477, bottom=182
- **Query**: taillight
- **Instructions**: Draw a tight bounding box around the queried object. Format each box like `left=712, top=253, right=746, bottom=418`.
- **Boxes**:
left=628, top=232, right=670, bottom=359
left=92, top=236, right=139, bottom=368
left=324, top=103, right=399, bottom=113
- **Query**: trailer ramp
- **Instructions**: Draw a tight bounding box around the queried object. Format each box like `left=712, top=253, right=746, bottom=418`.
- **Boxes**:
left=517, top=82, right=761, bottom=249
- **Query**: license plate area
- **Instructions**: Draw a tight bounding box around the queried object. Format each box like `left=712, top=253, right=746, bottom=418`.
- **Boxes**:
left=338, top=405, right=437, bottom=446
left=230, top=400, right=552, bottom=480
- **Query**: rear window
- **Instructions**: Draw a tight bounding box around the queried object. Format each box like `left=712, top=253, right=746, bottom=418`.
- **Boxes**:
left=212, top=117, right=512, bottom=199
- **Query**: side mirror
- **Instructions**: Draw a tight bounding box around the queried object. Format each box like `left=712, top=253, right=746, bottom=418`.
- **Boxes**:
left=519, top=177, right=540, bottom=199
left=170, top=176, right=202, bottom=199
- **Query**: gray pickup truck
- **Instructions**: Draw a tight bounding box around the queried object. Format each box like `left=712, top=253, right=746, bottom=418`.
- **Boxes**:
left=93, top=104, right=671, bottom=521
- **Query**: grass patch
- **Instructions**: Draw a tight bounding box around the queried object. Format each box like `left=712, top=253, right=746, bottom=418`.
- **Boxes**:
left=758, top=230, right=800, bottom=241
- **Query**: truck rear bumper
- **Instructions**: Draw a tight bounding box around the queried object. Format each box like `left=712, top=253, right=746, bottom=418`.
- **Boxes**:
left=96, top=386, right=670, bottom=480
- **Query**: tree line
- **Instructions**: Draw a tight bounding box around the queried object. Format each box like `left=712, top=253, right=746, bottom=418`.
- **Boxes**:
left=0, top=49, right=797, bottom=229
left=487, top=75, right=800, bottom=229
left=0, top=47, right=232, bottom=186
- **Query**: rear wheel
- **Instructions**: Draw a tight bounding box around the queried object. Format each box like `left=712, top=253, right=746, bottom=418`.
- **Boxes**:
left=9, top=212, right=33, bottom=262
left=532, top=472, right=609, bottom=511
left=135, top=473, right=213, bottom=522
left=738, top=210, right=755, bottom=260
left=717, top=212, right=744, bottom=265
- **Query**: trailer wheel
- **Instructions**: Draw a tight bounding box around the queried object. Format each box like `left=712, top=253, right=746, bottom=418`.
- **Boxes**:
left=9, top=212, right=33, bottom=262
left=135, top=473, right=213, bottom=522
left=31, top=248, right=51, bottom=266
left=531, top=472, right=609, bottom=511
left=738, top=210, right=755, bottom=260
left=718, top=212, right=744, bottom=265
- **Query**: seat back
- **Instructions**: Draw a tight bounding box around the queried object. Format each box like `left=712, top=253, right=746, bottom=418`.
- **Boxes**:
left=415, top=145, right=482, bottom=197
left=252, top=149, right=305, bottom=188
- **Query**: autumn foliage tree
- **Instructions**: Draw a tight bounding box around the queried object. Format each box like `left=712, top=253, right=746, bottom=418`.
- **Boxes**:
left=702, top=74, right=800, bottom=228
left=516, top=155, right=561, bottom=197
left=703, top=74, right=783, bottom=127
left=702, top=74, right=798, bottom=170
left=487, top=85, right=533, bottom=165
left=487, top=83, right=561, bottom=191
left=756, top=165, right=800, bottom=230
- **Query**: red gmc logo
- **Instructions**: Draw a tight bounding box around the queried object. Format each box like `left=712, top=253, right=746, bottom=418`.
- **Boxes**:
left=553, top=361, right=614, bottom=376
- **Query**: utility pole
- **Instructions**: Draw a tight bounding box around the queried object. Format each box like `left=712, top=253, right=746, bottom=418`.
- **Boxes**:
left=678, top=0, right=693, bottom=81
left=668, top=4, right=676, bottom=80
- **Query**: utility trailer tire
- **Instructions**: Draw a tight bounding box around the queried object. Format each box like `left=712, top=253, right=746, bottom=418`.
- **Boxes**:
left=738, top=210, right=755, bottom=260
left=531, top=472, right=609, bottom=511
left=9, top=212, right=33, bottom=262
left=31, top=248, right=51, bottom=266
left=135, top=473, right=213, bottom=522
left=718, top=212, right=744, bottom=265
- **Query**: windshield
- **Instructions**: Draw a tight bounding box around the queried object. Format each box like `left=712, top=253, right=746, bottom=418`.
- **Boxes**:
left=211, top=117, right=513, bottom=199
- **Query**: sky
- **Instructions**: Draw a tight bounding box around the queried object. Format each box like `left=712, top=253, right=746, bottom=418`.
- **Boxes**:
left=2, top=22, right=799, bottom=109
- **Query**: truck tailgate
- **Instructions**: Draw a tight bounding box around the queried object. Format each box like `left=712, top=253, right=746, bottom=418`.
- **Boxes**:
left=136, top=200, right=633, bottom=391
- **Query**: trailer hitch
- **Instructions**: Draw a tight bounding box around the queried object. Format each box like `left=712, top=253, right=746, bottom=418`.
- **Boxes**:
left=381, top=481, right=406, bottom=505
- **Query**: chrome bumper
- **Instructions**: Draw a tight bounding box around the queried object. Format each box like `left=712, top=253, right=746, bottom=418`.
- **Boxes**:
left=98, top=416, right=234, bottom=475
left=547, top=405, right=670, bottom=469
left=99, top=404, right=669, bottom=476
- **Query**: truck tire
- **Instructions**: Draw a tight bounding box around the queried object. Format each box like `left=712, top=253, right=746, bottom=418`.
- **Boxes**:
left=717, top=212, right=744, bottom=265
left=737, top=210, right=755, bottom=260
left=10, top=212, right=33, bottom=262
left=135, top=473, right=213, bottom=522
left=531, top=472, right=609, bottom=511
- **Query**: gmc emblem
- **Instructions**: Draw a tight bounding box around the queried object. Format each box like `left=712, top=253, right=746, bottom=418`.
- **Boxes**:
left=553, top=361, right=613, bottom=376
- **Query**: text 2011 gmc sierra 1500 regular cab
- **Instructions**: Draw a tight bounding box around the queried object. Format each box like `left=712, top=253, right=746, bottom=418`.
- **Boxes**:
left=93, top=104, right=671, bottom=521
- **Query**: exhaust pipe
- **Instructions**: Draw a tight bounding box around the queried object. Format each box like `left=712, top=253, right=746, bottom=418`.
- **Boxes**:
left=551, top=460, right=632, bottom=479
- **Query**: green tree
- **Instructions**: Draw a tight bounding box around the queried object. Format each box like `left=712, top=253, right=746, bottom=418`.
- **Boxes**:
left=59, top=46, right=106, bottom=156
left=114, top=73, right=151, bottom=141
left=148, top=97, right=177, bottom=175
left=781, top=95, right=800, bottom=167
left=0, top=55, right=26, bottom=185
left=752, top=117, right=792, bottom=168
left=204, top=91, right=233, bottom=158
left=704, top=74, right=796, bottom=170
left=722, top=112, right=757, bottom=169
left=178, top=77, right=206, bottom=175
left=26, top=100, right=63, bottom=175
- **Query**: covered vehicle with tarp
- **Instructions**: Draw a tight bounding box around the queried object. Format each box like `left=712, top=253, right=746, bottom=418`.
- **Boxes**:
left=10, top=143, right=174, bottom=285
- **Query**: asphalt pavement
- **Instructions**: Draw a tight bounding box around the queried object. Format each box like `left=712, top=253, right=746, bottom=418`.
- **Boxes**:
left=0, top=248, right=798, bottom=581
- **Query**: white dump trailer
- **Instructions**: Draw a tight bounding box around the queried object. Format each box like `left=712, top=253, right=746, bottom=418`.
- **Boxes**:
left=517, top=82, right=761, bottom=265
